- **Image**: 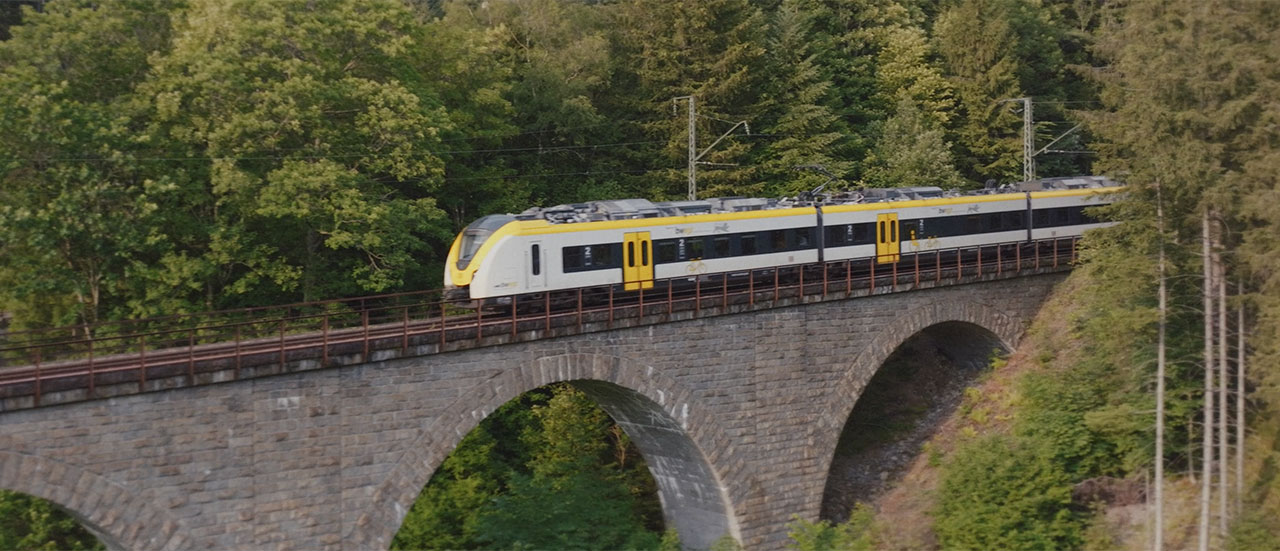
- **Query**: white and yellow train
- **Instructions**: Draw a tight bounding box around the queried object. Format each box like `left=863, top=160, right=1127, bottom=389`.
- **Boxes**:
left=444, top=176, right=1119, bottom=305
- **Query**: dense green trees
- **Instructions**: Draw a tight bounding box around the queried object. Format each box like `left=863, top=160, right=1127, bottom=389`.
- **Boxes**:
left=3, top=0, right=1280, bottom=548
left=391, top=385, right=663, bottom=550
left=0, top=490, right=103, bottom=551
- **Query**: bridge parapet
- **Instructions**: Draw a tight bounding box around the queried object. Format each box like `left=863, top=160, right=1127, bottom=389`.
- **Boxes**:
left=0, top=245, right=1072, bottom=549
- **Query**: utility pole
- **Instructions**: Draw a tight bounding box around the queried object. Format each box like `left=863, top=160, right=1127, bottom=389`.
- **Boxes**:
left=672, top=95, right=749, bottom=201
left=1001, top=98, right=1036, bottom=182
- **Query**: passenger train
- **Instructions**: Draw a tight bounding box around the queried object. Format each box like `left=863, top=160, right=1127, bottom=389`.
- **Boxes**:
left=443, top=176, right=1120, bottom=306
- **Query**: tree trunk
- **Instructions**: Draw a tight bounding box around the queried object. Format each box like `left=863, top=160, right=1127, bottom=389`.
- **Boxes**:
left=1216, top=223, right=1229, bottom=532
left=1236, top=280, right=1245, bottom=515
left=1198, top=209, right=1214, bottom=551
left=1154, top=182, right=1167, bottom=551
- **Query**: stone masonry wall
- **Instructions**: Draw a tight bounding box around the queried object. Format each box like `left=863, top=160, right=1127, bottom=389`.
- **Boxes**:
left=0, top=273, right=1066, bottom=550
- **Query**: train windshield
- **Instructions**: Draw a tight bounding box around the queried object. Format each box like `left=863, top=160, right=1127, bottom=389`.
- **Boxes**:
left=456, top=214, right=515, bottom=270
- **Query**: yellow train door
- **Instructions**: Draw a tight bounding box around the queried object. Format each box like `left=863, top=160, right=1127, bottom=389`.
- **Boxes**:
left=623, top=231, right=654, bottom=291
left=876, top=213, right=900, bottom=263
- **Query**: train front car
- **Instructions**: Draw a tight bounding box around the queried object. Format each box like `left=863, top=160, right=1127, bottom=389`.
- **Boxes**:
left=444, top=214, right=518, bottom=306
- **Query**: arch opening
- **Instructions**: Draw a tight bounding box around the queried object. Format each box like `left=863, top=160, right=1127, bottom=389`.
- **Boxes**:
left=389, top=380, right=737, bottom=550
left=821, top=321, right=1007, bottom=522
left=0, top=489, right=109, bottom=550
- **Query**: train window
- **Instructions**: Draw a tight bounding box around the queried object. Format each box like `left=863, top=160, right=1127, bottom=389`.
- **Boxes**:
left=656, top=241, right=677, bottom=263
left=741, top=235, right=757, bottom=255
left=593, top=244, right=614, bottom=266
left=825, top=226, right=839, bottom=246
left=964, top=216, right=982, bottom=234
left=641, top=241, right=649, bottom=265
left=889, top=221, right=896, bottom=242
left=713, top=236, right=731, bottom=258
left=854, top=224, right=870, bottom=244
left=627, top=242, right=635, bottom=267
left=793, top=228, right=811, bottom=248
left=1055, top=208, right=1069, bottom=224
left=772, top=230, right=787, bottom=251
left=563, top=247, right=581, bottom=270
left=687, top=238, right=703, bottom=259
left=878, top=221, right=885, bottom=243
left=1033, top=209, right=1049, bottom=227
left=532, top=244, right=541, bottom=275
left=1006, top=211, right=1024, bottom=229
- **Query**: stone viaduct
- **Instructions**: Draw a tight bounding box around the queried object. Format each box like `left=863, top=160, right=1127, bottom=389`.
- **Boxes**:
left=0, top=272, right=1067, bottom=550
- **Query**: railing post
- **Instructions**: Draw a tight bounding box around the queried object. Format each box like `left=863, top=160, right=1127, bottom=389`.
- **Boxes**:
left=773, top=268, right=780, bottom=302
left=977, top=246, right=983, bottom=277
left=822, top=262, right=828, bottom=298
left=749, top=269, right=755, bottom=307
left=363, top=309, right=371, bottom=359
left=544, top=293, right=551, bottom=333
left=439, top=304, right=447, bottom=349
left=891, top=256, right=897, bottom=292
left=722, top=274, right=728, bottom=308
left=870, top=257, right=876, bottom=294
left=914, top=253, right=920, bottom=287
left=957, top=247, right=963, bottom=280
left=34, top=348, right=42, bottom=407
left=799, top=265, right=805, bottom=298
left=1053, top=239, right=1059, bottom=268
left=639, top=284, right=646, bottom=318
left=87, top=337, right=96, bottom=398
left=139, top=334, right=147, bottom=392
left=997, top=244, right=1003, bottom=275
left=404, top=306, right=411, bottom=353
left=846, top=259, right=852, bottom=295
left=188, top=328, right=195, bottom=386
left=667, top=281, right=674, bottom=316
left=511, top=297, right=518, bottom=338
left=608, top=286, right=615, bottom=328
left=321, top=315, right=329, bottom=366
left=694, top=278, right=701, bottom=317
left=936, top=250, right=941, bottom=283
left=1035, top=240, right=1041, bottom=270
left=1016, top=242, right=1022, bottom=273
left=577, top=289, right=583, bottom=332
left=475, top=305, right=483, bottom=345
left=279, top=319, right=287, bottom=370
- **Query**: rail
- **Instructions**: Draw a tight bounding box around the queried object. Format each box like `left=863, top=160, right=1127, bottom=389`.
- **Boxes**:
left=0, top=236, right=1079, bottom=407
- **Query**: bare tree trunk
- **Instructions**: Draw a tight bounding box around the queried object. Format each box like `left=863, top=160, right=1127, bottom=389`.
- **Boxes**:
left=1154, top=183, right=1167, bottom=551
left=1236, top=280, right=1246, bottom=514
left=1216, top=225, right=1229, bottom=533
left=1198, top=209, right=1214, bottom=551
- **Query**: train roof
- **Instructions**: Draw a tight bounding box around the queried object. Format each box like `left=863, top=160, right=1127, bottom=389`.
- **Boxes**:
left=512, top=176, right=1119, bottom=225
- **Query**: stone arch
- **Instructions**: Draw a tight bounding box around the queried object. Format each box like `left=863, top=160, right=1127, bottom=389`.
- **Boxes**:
left=808, top=300, right=1023, bottom=519
left=348, top=352, right=745, bottom=550
left=0, top=451, right=186, bottom=551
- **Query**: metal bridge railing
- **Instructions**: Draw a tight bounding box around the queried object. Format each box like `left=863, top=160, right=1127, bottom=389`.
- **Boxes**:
left=0, top=236, right=1079, bottom=407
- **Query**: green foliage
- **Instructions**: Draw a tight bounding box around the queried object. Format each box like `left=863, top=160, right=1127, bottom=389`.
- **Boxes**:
left=934, top=435, right=1083, bottom=550
left=786, top=503, right=877, bottom=551
left=861, top=96, right=966, bottom=189
left=0, top=490, right=103, bottom=551
left=392, top=385, right=663, bottom=550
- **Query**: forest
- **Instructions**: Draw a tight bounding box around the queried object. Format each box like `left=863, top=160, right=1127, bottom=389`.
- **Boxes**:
left=0, top=0, right=1278, bottom=549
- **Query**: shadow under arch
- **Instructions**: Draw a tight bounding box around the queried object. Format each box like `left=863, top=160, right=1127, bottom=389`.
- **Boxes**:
left=810, top=300, right=1023, bottom=520
left=0, top=451, right=186, bottom=551
left=349, top=352, right=745, bottom=550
